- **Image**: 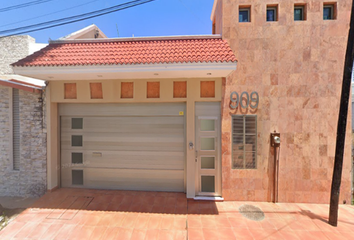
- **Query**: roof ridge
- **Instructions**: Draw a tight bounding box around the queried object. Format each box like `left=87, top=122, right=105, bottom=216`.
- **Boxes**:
left=49, top=34, right=222, bottom=44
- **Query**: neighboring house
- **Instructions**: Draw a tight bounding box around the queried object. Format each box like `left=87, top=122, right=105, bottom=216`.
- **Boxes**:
left=11, top=1, right=352, bottom=204
left=58, top=24, right=107, bottom=40
left=0, top=35, right=47, bottom=197
left=210, top=0, right=352, bottom=203
left=0, top=25, right=107, bottom=197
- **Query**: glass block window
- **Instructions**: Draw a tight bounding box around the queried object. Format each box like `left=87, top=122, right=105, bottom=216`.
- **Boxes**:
left=232, top=115, right=257, bottom=169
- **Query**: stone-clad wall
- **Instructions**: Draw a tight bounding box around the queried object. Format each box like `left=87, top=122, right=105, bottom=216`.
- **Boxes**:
left=0, top=36, right=33, bottom=75
left=213, top=0, right=223, bottom=34
left=219, top=0, right=352, bottom=203
left=0, top=86, right=46, bottom=197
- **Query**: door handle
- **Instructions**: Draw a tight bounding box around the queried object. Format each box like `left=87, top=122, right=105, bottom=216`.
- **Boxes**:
left=195, top=150, right=198, bottom=162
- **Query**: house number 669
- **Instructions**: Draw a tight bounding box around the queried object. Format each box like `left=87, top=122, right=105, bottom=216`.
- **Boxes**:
left=230, top=91, right=259, bottom=109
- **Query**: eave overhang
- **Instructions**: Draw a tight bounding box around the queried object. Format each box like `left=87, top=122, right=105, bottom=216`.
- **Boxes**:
left=13, top=62, right=237, bottom=81
left=0, top=79, right=42, bottom=93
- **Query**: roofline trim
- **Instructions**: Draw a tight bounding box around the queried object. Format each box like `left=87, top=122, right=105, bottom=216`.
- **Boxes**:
left=0, top=79, right=42, bottom=93
left=13, top=61, right=237, bottom=78
left=210, top=0, right=219, bottom=21
left=59, top=24, right=108, bottom=40
left=49, top=34, right=222, bottom=44
left=13, top=60, right=237, bottom=68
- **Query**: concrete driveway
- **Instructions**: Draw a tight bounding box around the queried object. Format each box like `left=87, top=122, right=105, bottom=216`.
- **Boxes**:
left=0, top=188, right=353, bottom=239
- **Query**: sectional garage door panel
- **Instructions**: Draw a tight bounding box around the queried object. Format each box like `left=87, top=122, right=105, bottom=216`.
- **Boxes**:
left=59, top=103, right=184, bottom=116
left=61, top=150, right=184, bottom=170
left=61, top=117, right=184, bottom=152
left=60, top=103, right=185, bottom=192
left=61, top=168, right=184, bottom=192
left=61, top=116, right=184, bottom=134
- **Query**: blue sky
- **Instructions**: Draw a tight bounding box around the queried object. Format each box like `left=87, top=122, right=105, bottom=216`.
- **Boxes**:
left=0, top=0, right=215, bottom=43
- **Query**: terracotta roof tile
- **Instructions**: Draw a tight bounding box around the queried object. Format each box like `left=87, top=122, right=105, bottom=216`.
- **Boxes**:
left=12, top=37, right=237, bottom=67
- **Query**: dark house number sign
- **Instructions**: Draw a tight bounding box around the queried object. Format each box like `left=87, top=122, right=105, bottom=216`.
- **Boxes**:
left=230, top=91, right=259, bottom=109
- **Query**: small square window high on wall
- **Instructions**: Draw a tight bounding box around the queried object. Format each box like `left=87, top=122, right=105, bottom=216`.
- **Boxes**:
left=294, top=4, right=306, bottom=21
left=267, top=5, right=278, bottom=22
left=324, top=3, right=336, bottom=20
left=239, top=6, right=250, bottom=22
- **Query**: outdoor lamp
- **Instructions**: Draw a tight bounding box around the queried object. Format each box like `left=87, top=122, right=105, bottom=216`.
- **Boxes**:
left=274, top=136, right=280, bottom=145
left=270, top=132, right=280, bottom=147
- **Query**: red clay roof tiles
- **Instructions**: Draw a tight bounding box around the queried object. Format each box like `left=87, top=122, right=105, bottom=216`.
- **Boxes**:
left=12, top=37, right=237, bottom=67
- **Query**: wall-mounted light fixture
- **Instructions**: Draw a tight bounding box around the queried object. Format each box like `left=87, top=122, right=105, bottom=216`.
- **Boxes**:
left=270, top=132, right=280, bottom=147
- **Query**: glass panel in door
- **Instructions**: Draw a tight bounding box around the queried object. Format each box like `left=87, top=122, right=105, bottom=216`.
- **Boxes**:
left=196, top=116, right=220, bottom=196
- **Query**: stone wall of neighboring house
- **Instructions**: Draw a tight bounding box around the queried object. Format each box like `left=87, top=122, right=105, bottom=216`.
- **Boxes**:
left=0, top=86, right=47, bottom=197
left=0, top=35, right=34, bottom=75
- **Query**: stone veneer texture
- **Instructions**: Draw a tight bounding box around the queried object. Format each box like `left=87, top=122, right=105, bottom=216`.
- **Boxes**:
left=0, top=86, right=47, bottom=197
left=0, top=36, right=33, bottom=75
left=218, top=0, right=352, bottom=203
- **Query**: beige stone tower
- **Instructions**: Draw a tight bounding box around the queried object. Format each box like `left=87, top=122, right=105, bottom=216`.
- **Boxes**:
left=212, top=0, right=352, bottom=203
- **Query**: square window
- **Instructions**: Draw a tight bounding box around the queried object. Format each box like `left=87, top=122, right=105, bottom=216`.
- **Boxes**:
left=294, top=5, right=306, bottom=21
left=232, top=115, right=257, bottom=169
left=201, top=176, right=215, bottom=192
left=239, top=7, right=250, bottom=22
left=201, top=157, right=215, bottom=169
left=267, top=6, right=278, bottom=21
left=200, top=119, right=215, bottom=131
left=200, top=81, right=215, bottom=98
left=147, top=82, right=160, bottom=98
left=71, top=118, right=83, bottom=129
left=201, top=138, right=215, bottom=151
left=72, top=152, right=83, bottom=164
left=173, top=81, right=187, bottom=98
left=121, top=82, right=134, bottom=98
left=72, top=135, right=83, bottom=147
left=90, top=82, right=103, bottom=99
left=324, top=3, right=336, bottom=20
left=64, top=83, right=77, bottom=99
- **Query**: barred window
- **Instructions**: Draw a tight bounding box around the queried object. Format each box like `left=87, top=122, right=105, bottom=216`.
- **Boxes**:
left=232, top=115, right=257, bottom=169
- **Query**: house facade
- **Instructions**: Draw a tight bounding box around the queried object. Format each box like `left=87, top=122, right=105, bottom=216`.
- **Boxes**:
left=10, top=1, right=353, bottom=203
left=211, top=0, right=352, bottom=203
left=12, top=36, right=237, bottom=200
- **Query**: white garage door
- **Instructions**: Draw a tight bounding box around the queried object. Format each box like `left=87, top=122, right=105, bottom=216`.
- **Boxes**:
left=59, top=103, right=185, bottom=192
